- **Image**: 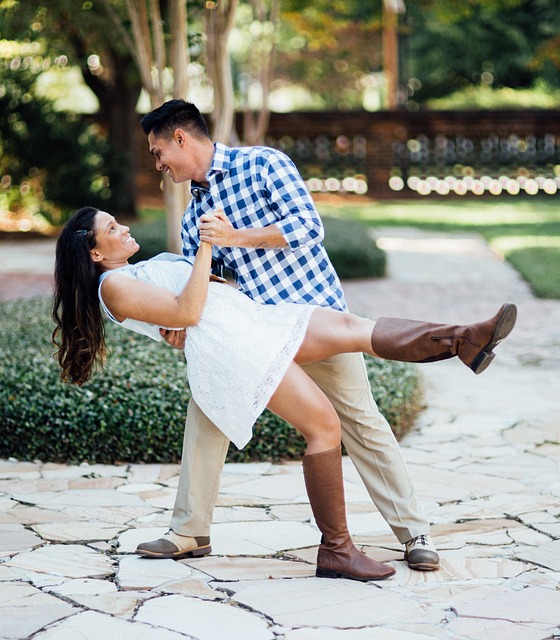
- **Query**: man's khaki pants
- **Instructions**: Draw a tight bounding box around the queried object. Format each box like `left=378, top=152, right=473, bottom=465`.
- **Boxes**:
left=170, top=352, right=428, bottom=544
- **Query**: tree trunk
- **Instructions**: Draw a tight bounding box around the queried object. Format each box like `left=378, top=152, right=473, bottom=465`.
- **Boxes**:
left=123, top=0, right=189, bottom=254
left=165, top=0, right=191, bottom=256
left=79, top=44, right=142, bottom=217
left=240, top=0, right=281, bottom=146
left=162, top=174, right=189, bottom=254
left=205, top=0, right=238, bottom=144
left=100, top=80, right=141, bottom=217
left=382, top=0, right=406, bottom=110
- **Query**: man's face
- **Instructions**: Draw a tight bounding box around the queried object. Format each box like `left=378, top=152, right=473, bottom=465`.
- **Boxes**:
left=148, top=129, right=195, bottom=183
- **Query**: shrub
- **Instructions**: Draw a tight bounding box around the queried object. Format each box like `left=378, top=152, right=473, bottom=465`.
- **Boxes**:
left=130, top=215, right=386, bottom=280
left=0, top=297, right=422, bottom=464
left=321, top=216, right=387, bottom=279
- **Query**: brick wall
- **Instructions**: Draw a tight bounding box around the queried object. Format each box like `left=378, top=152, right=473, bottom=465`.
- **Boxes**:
left=136, top=109, right=560, bottom=202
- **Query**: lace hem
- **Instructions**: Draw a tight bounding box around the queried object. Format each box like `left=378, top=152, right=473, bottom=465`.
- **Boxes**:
left=251, top=309, right=313, bottom=414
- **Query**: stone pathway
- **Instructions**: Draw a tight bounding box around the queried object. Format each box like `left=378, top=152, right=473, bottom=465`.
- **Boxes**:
left=1, top=229, right=560, bottom=639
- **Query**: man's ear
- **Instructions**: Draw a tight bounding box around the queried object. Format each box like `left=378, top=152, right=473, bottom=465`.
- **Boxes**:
left=174, top=128, right=186, bottom=146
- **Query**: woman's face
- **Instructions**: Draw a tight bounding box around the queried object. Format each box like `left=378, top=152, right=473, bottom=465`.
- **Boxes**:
left=92, top=210, right=140, bottom=265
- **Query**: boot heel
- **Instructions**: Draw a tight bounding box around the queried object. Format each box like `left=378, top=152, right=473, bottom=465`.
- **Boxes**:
left=316, top=566, right=338, bottom=579
left=470, top=350, right=495, bottom=375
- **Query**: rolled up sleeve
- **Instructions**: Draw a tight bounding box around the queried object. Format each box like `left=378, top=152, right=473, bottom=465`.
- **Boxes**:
left=262, top=153, right=324, bottom=250
left=181, top=211, right=199, bottom=260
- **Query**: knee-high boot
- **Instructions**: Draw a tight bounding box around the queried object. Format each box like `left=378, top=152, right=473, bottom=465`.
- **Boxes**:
left=371, top=303, right=517, bottom=375
left=302, top=447, right=396, bottom=581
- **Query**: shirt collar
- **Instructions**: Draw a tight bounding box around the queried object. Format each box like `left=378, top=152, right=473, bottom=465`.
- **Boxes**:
left=207, top=142, right=231, bottom=178
left=191, top=143, right=232, bottom=197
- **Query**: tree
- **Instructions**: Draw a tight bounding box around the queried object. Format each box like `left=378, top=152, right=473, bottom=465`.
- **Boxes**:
left=0, top=1, right=251, bottom=247
left=404, top=0, right=560, bottom=103
left=0, top=0, right=142, bottom=216
left=276, top=1, right=384, bottom=110
left=204, top=0, right=239, bottom=144
left=233, top=0, right=282, bottom=145
left=102, top=0, right=191, bottom=254
left=0, top=57, right=116, bottom=224
left=277, top=0, right=560, bottom=109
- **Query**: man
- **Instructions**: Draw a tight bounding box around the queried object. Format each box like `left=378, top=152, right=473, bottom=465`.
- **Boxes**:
left=136, top=99, right=440, bottom=571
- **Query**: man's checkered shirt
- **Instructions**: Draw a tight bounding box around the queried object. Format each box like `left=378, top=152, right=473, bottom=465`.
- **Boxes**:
left=181, top=143, right=347, bottom=311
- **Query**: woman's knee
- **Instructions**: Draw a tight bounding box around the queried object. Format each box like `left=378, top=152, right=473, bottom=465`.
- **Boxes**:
left=312, top=403, right=342, bottom=444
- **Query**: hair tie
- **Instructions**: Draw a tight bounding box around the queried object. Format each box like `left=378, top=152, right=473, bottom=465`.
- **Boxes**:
left=75, top=230, right=88, bottom=236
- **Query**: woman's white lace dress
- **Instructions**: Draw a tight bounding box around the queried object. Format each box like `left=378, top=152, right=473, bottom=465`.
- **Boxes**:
left=98, top=253, right=314, bottom=449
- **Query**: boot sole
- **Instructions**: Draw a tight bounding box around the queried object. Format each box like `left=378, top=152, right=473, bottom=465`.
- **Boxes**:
left=469, top=303, right=517, bottom=375
left=316, top=566, right=395, bottom=581
left=406, top=560, right=440, bottom=571
left=136, top=544, right=212, bottom=560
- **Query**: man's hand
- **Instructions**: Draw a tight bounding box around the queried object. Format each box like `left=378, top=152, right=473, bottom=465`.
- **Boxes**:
left=199, top=209, right=288, bottom=250
left=199, top=210, right=236, bottom=247
left=159, top=328, right=186, bottom=350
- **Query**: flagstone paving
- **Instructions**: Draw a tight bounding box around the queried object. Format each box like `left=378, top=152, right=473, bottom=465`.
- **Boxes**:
left=1, top=228, right=560, bottom=639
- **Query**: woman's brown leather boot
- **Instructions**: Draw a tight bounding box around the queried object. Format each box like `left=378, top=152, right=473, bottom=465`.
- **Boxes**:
left=371, top=303, right=517, bottom=375
left=302, top=447, right=396, bottom=581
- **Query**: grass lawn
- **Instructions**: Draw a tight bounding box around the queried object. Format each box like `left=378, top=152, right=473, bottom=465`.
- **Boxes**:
left=315, top=196, right=560, bottom=300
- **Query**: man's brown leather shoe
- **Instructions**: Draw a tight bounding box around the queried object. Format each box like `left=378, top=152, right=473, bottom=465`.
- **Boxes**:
left=136, top=531, right=211, bottom=559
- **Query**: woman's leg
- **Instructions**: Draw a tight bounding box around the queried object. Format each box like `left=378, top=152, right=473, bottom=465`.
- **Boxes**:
left=266, top=361, right=341, bottom=454
left=294, top=308, right=375, bottom=365
left=296, top=303, right=517, bottom=375
left=266, top=362, right=395, bottom=581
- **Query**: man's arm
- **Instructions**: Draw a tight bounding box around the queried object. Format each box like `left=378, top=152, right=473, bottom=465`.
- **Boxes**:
left=199, top=211, right=288, bottom=249
left=200, top=151, right=324, bottom=251
left=261, top=151, right=324, bottom=250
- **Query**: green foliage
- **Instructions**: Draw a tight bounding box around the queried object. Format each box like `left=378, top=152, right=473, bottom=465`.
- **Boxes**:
left=129, top=218, right=170, bottom=264
left=0, top=58, right=116, bottom=224
left=426, top=81, right=560, bottom=110
left=276, top=3, right=382, bottom=110
left=0, top=297, right=189, bottom=464
left=0, top=1, right=143, bottom=217
left=407, top=0, right=560, bottom=104
left=321, top=216, right=386, bottom=279
left=130, top=215, right=386, bottom=280
left=0, top=296, right=422, bottom=464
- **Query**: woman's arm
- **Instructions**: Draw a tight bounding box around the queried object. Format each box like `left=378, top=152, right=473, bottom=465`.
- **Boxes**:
left=101, top=241, right=214, bottom=328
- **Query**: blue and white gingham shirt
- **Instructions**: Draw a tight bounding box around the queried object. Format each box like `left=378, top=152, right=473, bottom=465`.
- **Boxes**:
left=181, top=143, right=347, bottom=311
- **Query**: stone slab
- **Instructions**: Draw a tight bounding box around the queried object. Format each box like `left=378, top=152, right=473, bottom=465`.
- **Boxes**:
left=136, top=594, right=274, bottom=640
left=515, top=539, right=560, bottom=571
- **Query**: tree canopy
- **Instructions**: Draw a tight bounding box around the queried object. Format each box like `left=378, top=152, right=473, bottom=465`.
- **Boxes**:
left=1, top=0, right=559, bottom=231
left=406, top=0, right=560, bottom=105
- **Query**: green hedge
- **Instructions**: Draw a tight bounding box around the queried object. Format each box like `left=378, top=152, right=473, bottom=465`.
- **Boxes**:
left=0, top=297, right=422, bottom=464
left=130, top=215, right=387, bottom=280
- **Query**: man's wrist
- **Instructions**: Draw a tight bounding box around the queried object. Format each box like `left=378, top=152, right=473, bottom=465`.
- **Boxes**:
left=236, top=226, right=288, bottom=250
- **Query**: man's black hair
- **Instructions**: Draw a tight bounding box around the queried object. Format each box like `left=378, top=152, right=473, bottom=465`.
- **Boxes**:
left=140, top=99, right=210, bottom=139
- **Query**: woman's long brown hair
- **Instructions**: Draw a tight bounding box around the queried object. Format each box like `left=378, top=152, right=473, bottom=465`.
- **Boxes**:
left=52, top=206, right=106, bottom=385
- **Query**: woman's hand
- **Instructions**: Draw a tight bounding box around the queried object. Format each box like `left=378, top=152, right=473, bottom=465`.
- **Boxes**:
left=199, top=210, right=236, bottom=246
left=200, top=209, right=288, bottom=250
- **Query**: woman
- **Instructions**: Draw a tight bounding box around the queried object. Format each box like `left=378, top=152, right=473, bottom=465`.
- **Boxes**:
left=53, top=206, right=516, bottom=581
